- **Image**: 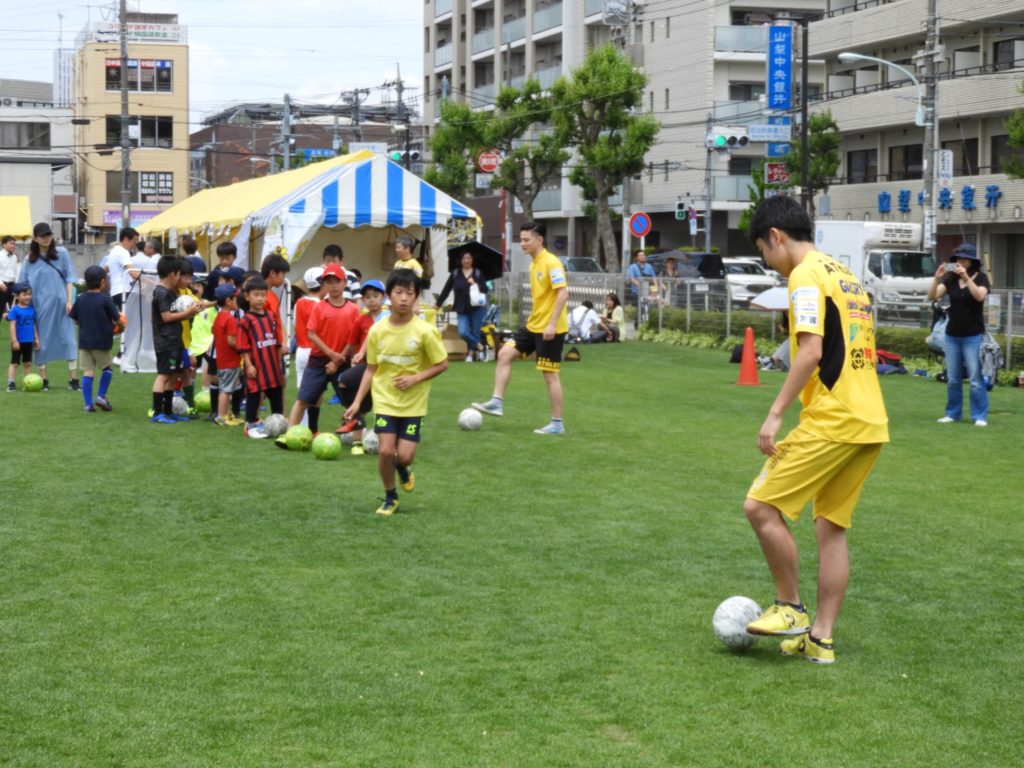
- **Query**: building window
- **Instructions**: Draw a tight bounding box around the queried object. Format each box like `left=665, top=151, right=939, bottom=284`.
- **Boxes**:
left=0, top=122, right=50, bottom=149
left=993, top=39, right=1023, bottom=71
left=729, top=82, right=764, bottom=101
left=106, top=171, right=173, bottom=204
left=991, top=134, right=1024, bottom=174
left=847, top=148, right=877, bottom=184
left=942, top=138, right=978, bottom=176
left=105, top=59, right=173, bottom=92
left=889, top=143, right=922, bottom=181
left=729, top=157, right=753, bottom=175
left=105, top=115, right=173, bottom=148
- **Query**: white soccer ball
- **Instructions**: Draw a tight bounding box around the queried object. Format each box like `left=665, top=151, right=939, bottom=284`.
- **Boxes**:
left=458, top=408, right=483, bottom=431
left=170, top=294, right=198, bottom=313
left=362, top=430, right=379, bottom=454
left=171, top=396, right=190, bottom=417
left=712, top=596, right=763, bottom=650
left=263, top=413, right=289, bottom=438
left=340, top=431, right=354, bottom=446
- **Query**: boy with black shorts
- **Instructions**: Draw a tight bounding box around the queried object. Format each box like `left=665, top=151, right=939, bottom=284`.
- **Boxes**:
left=344, top=269, right=448, bottom=516
left=151, top=255, right=202, bottom=424
left=742, top=196, right=889, bottom=664
left=7, top=283, right=39, bottom=391
left=236, top=276, right=285, bottom=438
left=472, top=221, right=569, bottom=434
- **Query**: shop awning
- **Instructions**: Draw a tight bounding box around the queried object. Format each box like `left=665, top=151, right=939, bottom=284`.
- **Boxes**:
left=0, top=196, right=33, bottom=238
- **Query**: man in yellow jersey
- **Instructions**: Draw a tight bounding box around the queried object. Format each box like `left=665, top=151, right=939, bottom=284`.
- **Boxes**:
left=472, top=221, right=569, bottom=434
left=742, top=196, right=889, bottom=664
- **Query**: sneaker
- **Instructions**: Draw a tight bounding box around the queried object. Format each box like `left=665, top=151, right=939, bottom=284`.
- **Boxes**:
left=472, top=398, right=503, bottom=417
left=83, top=405, right=96, bottom=413
left=245, top=422, right=269, bottom=439
left=188, top=407, right=199, bottom=418
left=275, top=436, right=289, bottom=450
left=172, top=413, right=191, bottom=422
left=974, top=419, right=988, bottom=427
left=213, top=415, right=231, bottom=427
left=95, top=397, right=112, bottom=412
left=6, top=382, right=14, bottom=392
left=465, top=353, right=474, bottom=363
left=337, top=417, right=363, bottom=435
left=533, top=422, right=565, bottom=435
left=225, top=415, right=245, bottom=427
left=42, top=379, right=49, bottom=391
left=68, top=378, right=79, bottom=391
left=204, top=412, right=218, bottom=423
left=399, top=470, right=416, bottom=493
left=150, top=413, right=176, bottom=424
left=746, top=601, right=811, bottom=636
left=376, top=497, right=400, bottom=516
left=328, top=394, right=341, bottom=405
left=351, top=444, right=365, bottom=456
left=937, top=416, right=956, bottom=424
left=780, top=634, right=836, bottom=664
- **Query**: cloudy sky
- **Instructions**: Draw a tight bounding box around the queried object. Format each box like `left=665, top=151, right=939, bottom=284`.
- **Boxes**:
left=8, top=0, right=423, bottom=128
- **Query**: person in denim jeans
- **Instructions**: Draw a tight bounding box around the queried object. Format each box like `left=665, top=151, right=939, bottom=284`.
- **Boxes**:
left=927, top=242, right=991, bottom=427
left=435, top=250, right=489, bottom=362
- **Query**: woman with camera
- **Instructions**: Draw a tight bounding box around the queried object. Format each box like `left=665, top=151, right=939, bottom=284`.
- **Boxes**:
left=926, top=242, right=990, bottom=426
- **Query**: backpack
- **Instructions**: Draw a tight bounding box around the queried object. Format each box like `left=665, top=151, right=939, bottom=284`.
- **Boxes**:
left=980, top=333, right=1002, bottom=391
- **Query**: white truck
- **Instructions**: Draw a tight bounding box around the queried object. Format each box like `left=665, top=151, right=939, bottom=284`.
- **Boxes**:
left=813, top=221, right=936, bottom=308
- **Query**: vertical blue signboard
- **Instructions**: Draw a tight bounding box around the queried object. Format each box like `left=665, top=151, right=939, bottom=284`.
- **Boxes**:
left=766, top=26, right=793, bottom=111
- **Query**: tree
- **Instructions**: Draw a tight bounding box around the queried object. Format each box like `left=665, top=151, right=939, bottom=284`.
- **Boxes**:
left=551, top=44, right=659, bottom=272
left=737, top=160, right=773, bottom=239
left=1002, top=82, right=1024, bottom=178
left=424, top=80, right=568, bottom=221
left=783, top=109, right=841, bottom=217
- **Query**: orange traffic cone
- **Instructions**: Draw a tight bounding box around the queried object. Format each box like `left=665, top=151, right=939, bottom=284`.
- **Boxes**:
left=737, top=326, right=760, bottom=386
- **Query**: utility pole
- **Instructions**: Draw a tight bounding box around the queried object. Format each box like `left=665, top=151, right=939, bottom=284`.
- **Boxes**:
left=619, top=3, right=637, bottom=275
left=704, top=112, right=713, bottom=252
left=280, top=93, right=293, bottom=171
left=119, top=0, right=131, bottom=230
left=799, top=18, right=810, bottom=214
left=921, top=0, right=939, bottom=257
left=393, top=66, right=411, bottom=170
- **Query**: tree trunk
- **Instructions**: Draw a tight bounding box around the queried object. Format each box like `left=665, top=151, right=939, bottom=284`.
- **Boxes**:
left=596, top=192, right=619, bottom=272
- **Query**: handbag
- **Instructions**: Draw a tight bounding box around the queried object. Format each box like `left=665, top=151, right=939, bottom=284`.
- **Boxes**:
left=468, top=281, right=486, bottom=307
left=925, top=311, right=947, bottom=355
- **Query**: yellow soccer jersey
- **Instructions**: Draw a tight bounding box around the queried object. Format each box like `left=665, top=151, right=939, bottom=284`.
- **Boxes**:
left=788, top=250, right=889, bottom=444
left=527, top=248, right=569, bottom=334
left=366, top=315, right=448, bottom=417
left=394, top=257, right=423, bottom=278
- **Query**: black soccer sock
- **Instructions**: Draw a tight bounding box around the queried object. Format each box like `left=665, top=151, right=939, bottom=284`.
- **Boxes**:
left=163, top=390, right=174, bottom=416
left=209, top=384, right=219, bottom=406
left=778, top=600, right=806, bottom=612
left=231, top=388, right=244, bottom=417
left=385, top=487, right=398, bottom=501
left=152, top=391, right=163, bottom=414
left=183, top=384, right=195, bottom=407
left=308, top=405, right=320, bottom=434
left=396, top=463, right=410, bottom=483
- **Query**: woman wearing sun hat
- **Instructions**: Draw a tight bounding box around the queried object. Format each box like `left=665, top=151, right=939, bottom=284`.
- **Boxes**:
left=926, top=242, right=991, bottom=426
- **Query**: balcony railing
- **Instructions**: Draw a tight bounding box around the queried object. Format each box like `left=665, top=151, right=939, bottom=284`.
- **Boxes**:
left=536, top=63, right=562, bottom=89
left=474, top=82, right=497, bottom=105
left=434, top=43, right=453, bottom=68
left=713, top=26, right=768, bottom=54
left=534, top=3, right=563, bottom=34
left=713, top=175, right=754, bottom=201
left=502, top=15, right=526, bottom=43
left=713, top=99, right=765, bottom=125
left=435, top=0, right=454, bottom=17
left=472, top=27, right=495, bottom=54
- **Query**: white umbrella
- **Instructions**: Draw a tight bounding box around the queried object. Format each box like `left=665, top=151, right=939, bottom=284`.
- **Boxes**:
left=750, top=286, right=789, bottom=311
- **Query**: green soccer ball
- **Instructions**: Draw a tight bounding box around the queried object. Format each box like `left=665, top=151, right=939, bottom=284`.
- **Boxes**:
left=194, top=390, right=212, bottom=413
left=311, top=432, right=342, bottom=460
left=23, top=373, right=43, bottom=392
left=285, top=424, right=314, bottom=451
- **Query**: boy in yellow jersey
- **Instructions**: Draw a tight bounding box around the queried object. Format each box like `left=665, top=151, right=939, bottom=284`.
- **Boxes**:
left=742, top=196, right=889, bottom=664
left=344, top=268, right=449, bottom=516
left=471, top=221, right=569, bottom=434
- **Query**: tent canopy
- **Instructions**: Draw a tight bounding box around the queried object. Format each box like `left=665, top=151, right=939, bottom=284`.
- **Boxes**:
left=0, top=196, right=33, bottom=238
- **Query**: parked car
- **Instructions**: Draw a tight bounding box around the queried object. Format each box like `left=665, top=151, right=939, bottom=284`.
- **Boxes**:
left=730, top=255, right=784, bottom=283
left=560, top=256, right=605, bottom=273
left=645, top=251, right=725, bottom=279
left=722, top=257, right=781, bottom=306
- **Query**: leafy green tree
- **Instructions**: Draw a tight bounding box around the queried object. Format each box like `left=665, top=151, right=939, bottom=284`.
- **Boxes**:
left=738, top=160, right=771, bottom=239
left=551, top=44, right=659, bottom=271
left=1002, top=83, right=1024, bottom=178
left=783, top=109, right=841, bottom=217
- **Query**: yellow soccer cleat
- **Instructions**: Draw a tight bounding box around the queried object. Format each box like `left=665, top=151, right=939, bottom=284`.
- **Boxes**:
left=376, top=498, right=399, bottom=516
left=746, top=601, right=811, bottom=636
left=780, top=634, right=836, bottom=664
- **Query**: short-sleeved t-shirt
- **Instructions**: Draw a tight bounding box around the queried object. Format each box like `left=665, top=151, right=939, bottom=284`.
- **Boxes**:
left=787, top=250, right=889, bottom=444
left=8, top=304, right=36, bottom=344
left=394, top=257, right=423, bottom=278
left=236, top=311, right=283, bottom=390
left=151, top=284, right=182, bottom=353
left=213, top=310, right=241, bottom=369
left=293, top=296, right=318, bottom=349
left=70, top=291, right=119, bottom=350
left=941, top=270, right=990, bottom=337
left=308, top=298, right=359, bottom=357
left=351, top=311, right=377, bottom=351
left=527, top=248, right=568, bottom=334
left=366, top=315, right=447, bottom=417
left=105, top=244, right=136, bottom=296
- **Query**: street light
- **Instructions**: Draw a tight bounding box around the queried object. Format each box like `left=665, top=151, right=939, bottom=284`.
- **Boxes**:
left=837, top=52, right=930, bottom=127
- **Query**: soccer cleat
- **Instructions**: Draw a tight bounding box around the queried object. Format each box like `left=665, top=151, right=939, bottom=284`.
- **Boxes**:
left=350, top=444, right=365, bottom=456
left=6, top=382, right=14, bottom=392
left=399, top=470, right=416, bottom=493
left=172, top=413, right=191, bottom=422
left=225, top=415, right=245, bottom=427
left=337, top=416, right=363, bottom=434
left=204, top=412, right=218, bottom=423
left=745, top=601, right=811, bottom=636
left=42, top=379, right=49, bottom=391
left=95, top=397, right=112, bottom=411
left=974, top=419, right=988, bottom=427
left=213, top=415, right=232, bottom=427
left=245, top=422, right=269, bottom=439
left=83, top=405, right=96, bottom=413
left=68, top=378, right=80, bottom=391
left=375, top=497, right=400, bottom=516
left=533, top=422, right=565, bottom=435
left=472, top=398, right=503, bottom=417
left=328, top=394, right=341, bottom=405
left=150, top=413, right=176, bottom=424
left=780, top=634, right=836, bottom=664
left=937, top=416, right=956, bottom=424
left=274, top=436, right=289, bottom=450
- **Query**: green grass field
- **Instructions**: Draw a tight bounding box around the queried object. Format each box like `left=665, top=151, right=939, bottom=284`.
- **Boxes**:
left=2, top=340, right=1022, bottom=767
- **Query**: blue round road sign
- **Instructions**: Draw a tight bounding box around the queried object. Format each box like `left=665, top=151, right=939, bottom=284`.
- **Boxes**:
left=629, top=211, right=652, bottom=238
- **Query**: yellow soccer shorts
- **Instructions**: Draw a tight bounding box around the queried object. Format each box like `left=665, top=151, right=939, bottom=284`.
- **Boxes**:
left=747, top=425, right=883, bottom=528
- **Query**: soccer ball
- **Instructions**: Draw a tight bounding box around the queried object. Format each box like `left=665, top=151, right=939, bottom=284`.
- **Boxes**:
left=285, top=424, right=314, bottom=451
left=172, top=396, right=190, bottom=417
left=312, top=433, right=342, bottom=460
left=362, top=430, right=380, bottom=454
left=170, top=294, right=197, bottom=313
left=340, top=431, right=354, bottom=446
left=712, top=596, right=763, bottom=650
left=263, top=413, right=289, bottom=438
left=458, top=408, right=483, bottom=431
left=194, top=389, right=212, bottom=413
left=23, top=373, right=43, bottom=392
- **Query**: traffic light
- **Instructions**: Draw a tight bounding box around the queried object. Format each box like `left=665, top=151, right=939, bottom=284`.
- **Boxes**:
left=675, top=202, right=687, bottom=221
left=705, top=126, right=749, bottom=152
left=390, top=149, right=422, bottom=162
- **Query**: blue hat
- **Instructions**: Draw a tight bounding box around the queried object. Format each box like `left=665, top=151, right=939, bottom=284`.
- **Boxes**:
left=214, top=283, right=239, bottom=301
left=360, top=279, right=386, bottom=295
left=84, top=265, right=107, bottom=284
left=11, top=281, right=30, bottom=294
left=952, top=242, right=979, bottom=261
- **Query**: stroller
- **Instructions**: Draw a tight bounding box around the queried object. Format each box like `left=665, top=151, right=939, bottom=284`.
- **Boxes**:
left=925, top=301, right=1002, bottom=389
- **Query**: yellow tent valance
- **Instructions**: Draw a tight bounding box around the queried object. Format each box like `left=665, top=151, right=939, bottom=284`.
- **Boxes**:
left=0, top=196, right=34, bottom=239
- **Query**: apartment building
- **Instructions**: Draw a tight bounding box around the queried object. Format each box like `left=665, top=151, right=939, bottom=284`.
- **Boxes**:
left=73, top=13, right=189, bottom=243
left=810, top=0, right=1024, bottom=287
left=422, top=0, right=825, bottom=260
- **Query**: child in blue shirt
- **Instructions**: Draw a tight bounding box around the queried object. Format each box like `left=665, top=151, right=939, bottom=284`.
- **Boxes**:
left=70, top=265, right=121, bottom=412
left=7, top=283, right=39, bottom=391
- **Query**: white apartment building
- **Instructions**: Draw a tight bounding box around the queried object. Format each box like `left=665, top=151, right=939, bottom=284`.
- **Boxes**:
left=810, top=0, right=1024, bottom=287
left=422, top=0, right=825, bottom=260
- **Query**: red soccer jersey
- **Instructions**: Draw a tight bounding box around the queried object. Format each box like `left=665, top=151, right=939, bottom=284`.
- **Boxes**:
left=264, top=290, right=285, bottom=345
left=351, top=312, right=375, bottom=351
left=237, top=310, right=284, bottom=391
left=308, top=298, right=359, bottom=358
left=293, top=296, right=317, bottom=349
left=212, top=310, right=241, bottom=369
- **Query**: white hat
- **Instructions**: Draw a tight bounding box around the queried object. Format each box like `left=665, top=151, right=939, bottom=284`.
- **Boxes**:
left=303, top=266, right=324, bottom=288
